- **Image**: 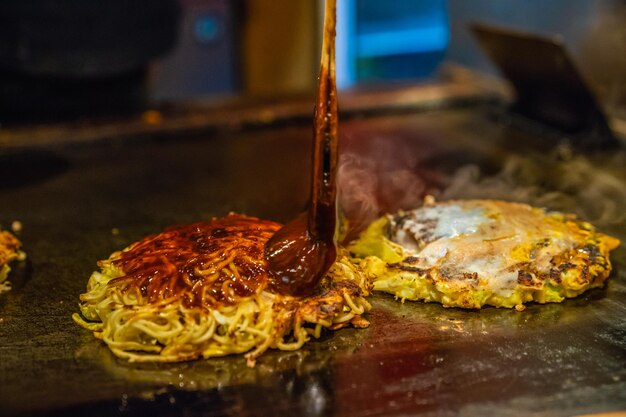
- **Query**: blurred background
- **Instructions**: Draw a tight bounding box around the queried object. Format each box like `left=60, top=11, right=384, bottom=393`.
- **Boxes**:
left=0, top=0, right=624, bottom=126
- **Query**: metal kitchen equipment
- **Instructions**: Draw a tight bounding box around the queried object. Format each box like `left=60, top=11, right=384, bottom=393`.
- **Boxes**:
left=1, top=78, right=625, bottom=416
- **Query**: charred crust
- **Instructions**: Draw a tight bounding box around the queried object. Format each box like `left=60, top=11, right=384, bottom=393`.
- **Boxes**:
left=388, top=261, right=427, bottom=275
left=462, top=272, right=478, bottom=282
left=390, top=213, right=411, bottom=230
left=417, top=219, right=438, bottom=244
left=517, top=270, right=534, bottom=286
left=581, top=265, right=589, bottom=282
left=330, top=279, right=361, bottom=294
left=536, top=238, right=550, bottom=248
left=295, top=280, right=367, bottom=325
left=390, top=214, right=439, bottom=245
left=385, top=212, right=412, bottom=238
left=580, top=244, right=600, bottom=260
left=549, top=268, right=562, bottom=283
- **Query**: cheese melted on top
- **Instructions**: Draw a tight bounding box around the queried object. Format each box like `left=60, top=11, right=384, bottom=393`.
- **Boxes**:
left=387, top=201, right=586, bottom=296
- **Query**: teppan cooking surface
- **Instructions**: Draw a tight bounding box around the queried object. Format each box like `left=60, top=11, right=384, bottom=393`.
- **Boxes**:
left=1, top=106, right=625, bottom=417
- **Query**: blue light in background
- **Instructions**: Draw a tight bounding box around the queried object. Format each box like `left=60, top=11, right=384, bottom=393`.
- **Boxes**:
left=336, top=0, right=449, bottom=89
left=194, top=14, right=221, bottom=44
left=357, top=26, right=448, bottom=58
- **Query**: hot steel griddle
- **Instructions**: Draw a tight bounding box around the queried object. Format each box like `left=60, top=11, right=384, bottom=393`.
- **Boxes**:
left=1, top=96, right=625, bottom=417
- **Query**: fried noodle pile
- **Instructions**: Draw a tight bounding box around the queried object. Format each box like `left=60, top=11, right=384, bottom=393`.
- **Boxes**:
left=73, top=214, right=371, bottom=366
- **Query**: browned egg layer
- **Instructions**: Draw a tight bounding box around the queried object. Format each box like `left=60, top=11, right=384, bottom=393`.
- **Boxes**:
left=109, top=214, right=281, bottom=308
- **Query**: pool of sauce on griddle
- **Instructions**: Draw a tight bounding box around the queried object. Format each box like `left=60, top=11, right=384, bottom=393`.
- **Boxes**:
left=110, top=214, right=280, bottom=307
left=264, top=0, right=339, bottom=296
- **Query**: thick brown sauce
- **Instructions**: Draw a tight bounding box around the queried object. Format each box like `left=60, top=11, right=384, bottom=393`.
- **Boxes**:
left=110, top=1, right=339, bottom=303
left=109, top=214, right=280, bottom=308
left=265, top=0, right=339, bottom=296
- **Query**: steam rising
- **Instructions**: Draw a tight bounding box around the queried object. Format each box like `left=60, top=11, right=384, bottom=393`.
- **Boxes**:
left=339, top=142, right=626, bottom=239
left=442, top=147, right=626, bottom=230
left=338, top=136, right=438, bottom=238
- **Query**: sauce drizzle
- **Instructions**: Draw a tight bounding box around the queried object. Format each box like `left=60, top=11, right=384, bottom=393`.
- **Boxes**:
left=110, top=214, right=280, bottom=307
left=265, top=0, right=339, bottom=296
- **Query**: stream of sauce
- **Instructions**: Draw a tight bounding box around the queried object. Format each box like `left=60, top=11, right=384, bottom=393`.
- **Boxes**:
left=265, top=0, right=339, bottom=296
left=109, top=1, right=339, bottom=303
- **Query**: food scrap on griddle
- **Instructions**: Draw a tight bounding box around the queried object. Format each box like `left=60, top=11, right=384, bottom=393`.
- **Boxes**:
left=0, top=228, right=25, bottom=293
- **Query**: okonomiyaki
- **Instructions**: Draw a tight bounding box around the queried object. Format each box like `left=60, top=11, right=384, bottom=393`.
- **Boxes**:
left=349, top=199, right=620, bottom=310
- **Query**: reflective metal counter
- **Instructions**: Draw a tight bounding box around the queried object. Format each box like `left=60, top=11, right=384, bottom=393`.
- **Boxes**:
left=1, top=103, right=625, bottom=417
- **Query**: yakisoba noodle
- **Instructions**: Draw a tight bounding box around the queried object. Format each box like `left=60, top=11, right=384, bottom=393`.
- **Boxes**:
left=73, top=214, right=371, bottom=366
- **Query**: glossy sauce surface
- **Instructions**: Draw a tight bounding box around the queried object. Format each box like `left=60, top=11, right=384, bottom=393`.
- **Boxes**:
left=110, top=214, right=280, bottom=307
left=265, top=0, right=339, bottom=296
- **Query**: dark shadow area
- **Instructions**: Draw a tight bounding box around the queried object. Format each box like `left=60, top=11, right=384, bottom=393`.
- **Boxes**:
left=18, top=367, right=335, bottom=417
left=0, top=150, right=69, bottom=189
left=1, top=258, right=32, bottom=294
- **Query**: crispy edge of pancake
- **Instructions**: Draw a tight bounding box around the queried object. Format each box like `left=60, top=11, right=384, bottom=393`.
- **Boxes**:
left=0, top=230, right=25, bottom=291
left=348, top=210, right=620, bottom=310
left=73, top=249, right=372, bottom=367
